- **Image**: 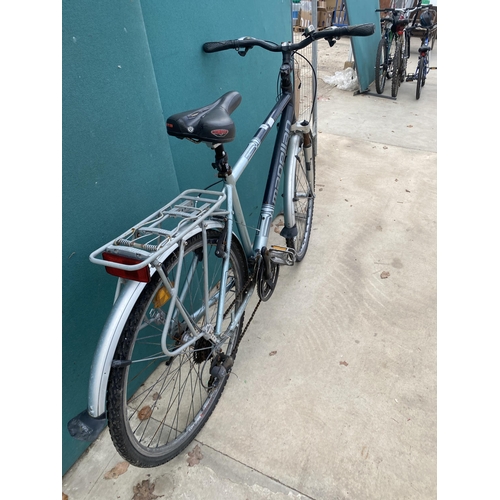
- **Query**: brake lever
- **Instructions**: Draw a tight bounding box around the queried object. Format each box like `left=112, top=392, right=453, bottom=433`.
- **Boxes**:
left=236, top=47, right=251, bottom=57
left=236, top=36, right=255, bottom=57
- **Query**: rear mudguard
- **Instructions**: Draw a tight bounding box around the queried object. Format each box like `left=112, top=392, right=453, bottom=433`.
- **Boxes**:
left=86, top=220, right=234, bottom=420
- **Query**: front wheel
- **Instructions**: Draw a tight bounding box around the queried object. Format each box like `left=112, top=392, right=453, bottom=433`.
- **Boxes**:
left=416, top=56, right=425, bottom=100
left=421, top=55, right=428, bottom=88
left=375, top=38, right=388, bottom=94
left=285, top=132, right=315, bottom=262
left=391, top=42, right=402, bottom=98
left=106, top=230, right=248, bottom=467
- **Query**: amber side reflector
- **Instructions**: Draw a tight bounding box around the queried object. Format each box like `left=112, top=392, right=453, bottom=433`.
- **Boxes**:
left=102, top=252, right=150, bottom=283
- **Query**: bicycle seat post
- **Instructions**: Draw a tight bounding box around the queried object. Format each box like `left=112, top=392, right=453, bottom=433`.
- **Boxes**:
left=212, top=144, right=231, bottom=178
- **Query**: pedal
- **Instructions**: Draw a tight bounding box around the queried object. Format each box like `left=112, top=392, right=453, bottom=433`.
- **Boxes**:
left=406, top=74, right=415, bottom=82
left=268, top=245, right=296, bottom=266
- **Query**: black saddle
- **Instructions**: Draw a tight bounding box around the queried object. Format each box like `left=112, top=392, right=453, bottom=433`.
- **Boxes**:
left=166, top=91, right=242, bottom=144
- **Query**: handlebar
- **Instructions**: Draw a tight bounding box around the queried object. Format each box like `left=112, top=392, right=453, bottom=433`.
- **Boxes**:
left=203, top=23, right=375, bottom=54
left=376, top=4, right=436, bottom=15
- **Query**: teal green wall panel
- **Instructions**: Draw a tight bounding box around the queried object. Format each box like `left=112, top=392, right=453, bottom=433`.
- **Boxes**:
left=62, top=0, right=179, bottom=474
left=63, top=0, right=292, bottom=474
left=141, top=0, right=292, bottom=239
left=345, top=0, right=380, bottom=92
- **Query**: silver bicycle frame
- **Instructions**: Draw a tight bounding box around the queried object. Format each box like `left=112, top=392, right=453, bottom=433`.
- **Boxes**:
left=86, top=96, right=311, bottom=419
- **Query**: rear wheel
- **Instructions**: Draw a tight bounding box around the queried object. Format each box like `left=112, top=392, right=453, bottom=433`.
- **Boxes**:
left=286, top=132, right=315, bottom=262
left=375, top=38, right=387, bottom=94
left=106, top=230, right=248, bottom=467
left=391, top=42, right=402, bottom=98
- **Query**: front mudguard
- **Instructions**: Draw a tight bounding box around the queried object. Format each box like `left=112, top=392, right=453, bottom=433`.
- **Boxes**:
left=282, top=132, right=303, bottom=236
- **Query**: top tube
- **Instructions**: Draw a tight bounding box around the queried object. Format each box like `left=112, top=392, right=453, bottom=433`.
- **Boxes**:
left=203, top=23, right=374, bottom=55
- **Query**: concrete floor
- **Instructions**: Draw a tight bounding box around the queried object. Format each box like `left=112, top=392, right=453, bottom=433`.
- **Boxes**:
left=62, top=37, right=437, bottom=500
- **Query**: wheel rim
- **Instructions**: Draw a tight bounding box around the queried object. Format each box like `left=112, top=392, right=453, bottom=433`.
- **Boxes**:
left=109, top=234, right=245, bottom=462
left=379, top=49, right=386, bottom=89
left=288, top=140, right=314, bottom=260
left=416, top=57, right=424, bottom=99
left=375, top=39, right=387, bottom=94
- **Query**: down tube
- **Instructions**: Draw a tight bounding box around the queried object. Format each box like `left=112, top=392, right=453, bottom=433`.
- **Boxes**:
left=253, top=102, right=295, bottom=253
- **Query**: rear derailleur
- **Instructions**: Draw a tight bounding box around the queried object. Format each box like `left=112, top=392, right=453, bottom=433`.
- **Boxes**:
left=208, top=351, right=234, bottom=388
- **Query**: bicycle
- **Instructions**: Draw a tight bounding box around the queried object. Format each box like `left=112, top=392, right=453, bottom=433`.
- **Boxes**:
left=406, top=6, right=437, bottom=99
left=374, top=9, right=398, bottom=94
left=67, top=22, right=375, bottom=468
left=376, top=3, right=421, bottom=98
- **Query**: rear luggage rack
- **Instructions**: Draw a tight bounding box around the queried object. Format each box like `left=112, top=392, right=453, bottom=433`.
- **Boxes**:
left=90, top=189, right=227, bottom=272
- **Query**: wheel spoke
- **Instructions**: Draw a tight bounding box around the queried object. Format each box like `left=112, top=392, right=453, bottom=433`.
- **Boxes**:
left=286, top=134, right=315, bottom=261
left=106, top=231, right=248, bottom=467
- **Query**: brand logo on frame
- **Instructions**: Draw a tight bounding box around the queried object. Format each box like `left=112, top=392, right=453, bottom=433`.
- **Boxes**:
left=272, top=119, right=292, bottom=204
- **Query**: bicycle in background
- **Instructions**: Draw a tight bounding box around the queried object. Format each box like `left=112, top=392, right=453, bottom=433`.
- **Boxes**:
left=406, top=6, right=437, bottom=99
left=374, top=8, right=398, bottom=94
left=68, top=22, right=375, bottom=468
left=375, top=2, right=423, bottom=98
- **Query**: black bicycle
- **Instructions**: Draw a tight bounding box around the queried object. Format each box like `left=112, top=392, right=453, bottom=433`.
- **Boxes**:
left=374, top=8, right=398, bottom=94
left=375, top=3, right=422, bottom=98
left=406, top=6, right=437, bottom=99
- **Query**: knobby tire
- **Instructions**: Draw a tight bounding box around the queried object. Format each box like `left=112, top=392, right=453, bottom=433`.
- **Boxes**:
left=391, top=42, right=402, bottom=98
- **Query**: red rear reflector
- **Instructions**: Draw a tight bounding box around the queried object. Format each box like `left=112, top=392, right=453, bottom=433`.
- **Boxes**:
left=102, top=252, right=150, bottom=283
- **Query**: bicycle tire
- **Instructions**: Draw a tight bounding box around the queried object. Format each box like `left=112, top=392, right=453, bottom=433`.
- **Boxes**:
left=386, top=35, right=396, bottom=81
left=286, top=132, right=315, bottom=262
left=106, top=230, right=248, bottom=468
left=404, top=33, right=411, bottom=72
left=421, top=55, right=427, bottom=88
left=375, top=38, right=387, bottom=94
left=416, top=56, right=424, bottom=100
left=391, top=42, right=402, bottom=98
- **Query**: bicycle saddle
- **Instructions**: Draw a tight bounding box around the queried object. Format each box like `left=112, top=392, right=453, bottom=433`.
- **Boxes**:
left=166, top=91, right=241, bottom=144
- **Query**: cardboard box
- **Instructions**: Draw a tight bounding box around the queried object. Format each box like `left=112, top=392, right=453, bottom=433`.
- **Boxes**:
left=326, top=0, right=340, bottom=10
left=299, top=9, right=312, bottom=29
left=317, top=9, right=333, bottom=28
left=317, top=0, right=326, bottom=9
left=326, top=0, right=347, bottom=25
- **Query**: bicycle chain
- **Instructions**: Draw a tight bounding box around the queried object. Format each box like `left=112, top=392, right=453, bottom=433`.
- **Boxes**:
left=240, top=296, right=262, bottom=339
left=222, top=260, right=263, bottom=345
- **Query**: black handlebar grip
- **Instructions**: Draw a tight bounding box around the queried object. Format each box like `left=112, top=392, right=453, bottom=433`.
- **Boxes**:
left=345, top=23, right=375, bottom=37
left=326, top=23, right=374, bottom=38
left=203, top=40, right=237, bottom=53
